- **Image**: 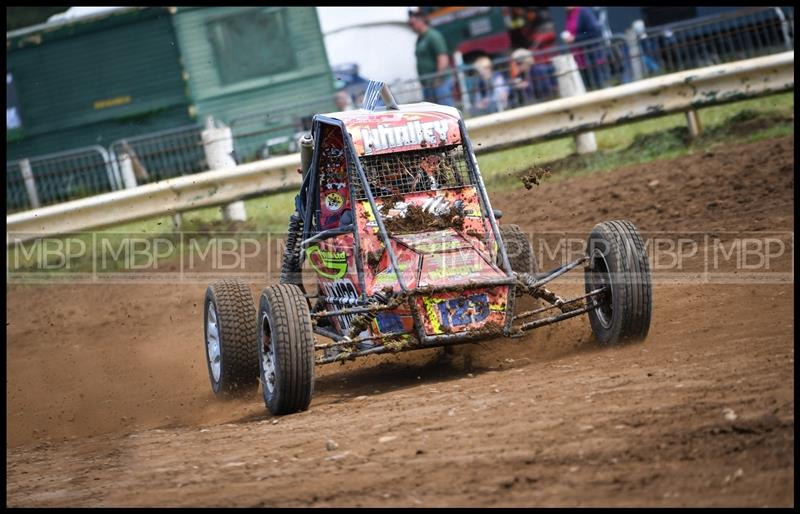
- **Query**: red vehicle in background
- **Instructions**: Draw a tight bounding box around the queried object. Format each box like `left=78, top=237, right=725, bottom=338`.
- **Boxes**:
left=417, top=6, right=556, bottom=63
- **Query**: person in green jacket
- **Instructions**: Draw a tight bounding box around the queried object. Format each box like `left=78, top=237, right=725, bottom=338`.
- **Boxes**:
left=408, top=10, right=454, bottom=106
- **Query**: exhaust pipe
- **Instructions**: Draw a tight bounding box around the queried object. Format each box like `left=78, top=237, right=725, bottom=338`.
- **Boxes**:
left=299, top=133, right=314, bottom=178
left=380, top=83, right=399, bottom=110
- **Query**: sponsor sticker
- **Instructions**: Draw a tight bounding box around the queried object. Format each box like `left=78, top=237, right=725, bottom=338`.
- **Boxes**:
left=306, top=246, right=348, bottom=279
left=324, top=192, right=344, bottom=212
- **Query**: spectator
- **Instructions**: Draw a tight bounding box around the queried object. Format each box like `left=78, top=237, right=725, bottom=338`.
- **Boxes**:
left=632, top=19, right=661, bottom=75
left=507, top=7, right=532, bottom=50
left=334, top=89, right=355, bottom=111
left=508, top=48, right=556, bottom=108
left=470, top=56, right=509, bottom=115
left=408, top=10, right=455, bottom=106
left=507, top=7, right=556, bottom=52
left=561, top=6, right=609, bottom=89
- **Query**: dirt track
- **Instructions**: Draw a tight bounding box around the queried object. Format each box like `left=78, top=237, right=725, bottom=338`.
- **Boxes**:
left=6, top=136, right=794, bottom=507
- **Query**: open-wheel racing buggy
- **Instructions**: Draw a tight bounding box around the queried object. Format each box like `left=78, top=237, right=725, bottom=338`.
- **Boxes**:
left=203, top=82, right=652, bottom=415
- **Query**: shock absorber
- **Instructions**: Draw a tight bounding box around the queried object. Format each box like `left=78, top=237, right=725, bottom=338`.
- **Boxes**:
left=280, top=212, right=304, bottom=287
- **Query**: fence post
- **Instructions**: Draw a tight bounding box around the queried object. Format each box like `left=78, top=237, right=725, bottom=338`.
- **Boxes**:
left=19, top=159, right=41, bottom=209
left=685, top=109, right=702, bottom=138
left=453, top=51, right=473, bottom=116
left=118, top=154, right=139, bottom=189
left=624, top=26, right=644, bottom=82
left=552, top=54, right=598, bottom=154
left=202, top=116, right=247, bottom=222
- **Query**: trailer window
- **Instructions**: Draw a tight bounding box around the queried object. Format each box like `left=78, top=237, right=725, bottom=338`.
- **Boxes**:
left=207, top=8, right=296, bottom=85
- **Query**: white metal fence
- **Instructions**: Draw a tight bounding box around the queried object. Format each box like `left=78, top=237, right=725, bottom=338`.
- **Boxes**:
left=6, top=146, right=119, bottom=212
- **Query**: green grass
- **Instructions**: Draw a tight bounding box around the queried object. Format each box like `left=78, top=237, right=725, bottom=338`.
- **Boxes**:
left=8, top=91, right=794, bottom=274
left=479, top=91, right=794, bottom=189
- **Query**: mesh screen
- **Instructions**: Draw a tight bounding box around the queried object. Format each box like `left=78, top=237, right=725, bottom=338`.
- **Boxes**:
left=353, top=145, right=473, bottom=200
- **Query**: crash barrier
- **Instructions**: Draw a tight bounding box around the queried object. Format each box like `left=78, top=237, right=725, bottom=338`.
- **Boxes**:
left=6, top=50, right=794, bottom=243
left=462, top=50, right=794, bottom=151
left=6, top=6, right=793, bottom=214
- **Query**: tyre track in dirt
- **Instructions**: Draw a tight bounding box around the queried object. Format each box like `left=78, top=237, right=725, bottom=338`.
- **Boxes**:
left=6, top=136, right=794, bottom=506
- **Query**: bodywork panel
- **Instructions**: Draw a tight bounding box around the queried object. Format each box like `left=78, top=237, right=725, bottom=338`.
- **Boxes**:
left=301, top=111, right=513, bottom=345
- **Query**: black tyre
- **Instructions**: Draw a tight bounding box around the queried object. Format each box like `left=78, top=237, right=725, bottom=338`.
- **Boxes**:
left=499, top=224, right=538, bottom=274
left=204, top=279, right=259, bottom=395
left=258, top=284, right=316, bottom=415
left=584, top=220, right=652, bottom=345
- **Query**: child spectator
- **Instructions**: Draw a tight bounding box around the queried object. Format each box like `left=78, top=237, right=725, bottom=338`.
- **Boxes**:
left=509, top=48, right=556, bottom=108
left=470, top=56, right=509, bottom=115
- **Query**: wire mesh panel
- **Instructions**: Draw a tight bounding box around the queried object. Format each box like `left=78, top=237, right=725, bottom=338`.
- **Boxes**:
left=6, top=161, right=29, bottom=212
left=109, top=124, right=207, bottom=184
left=554, top=37, right=633, bottom=92
left=6, top=147, right=116, bottom=212
left=353, top=144, right=474, bottom=200
left=638, top=7, right=794, bottom=77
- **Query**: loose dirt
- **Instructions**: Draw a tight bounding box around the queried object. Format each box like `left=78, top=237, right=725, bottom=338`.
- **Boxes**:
left=6, top=136, right=794, bottom=507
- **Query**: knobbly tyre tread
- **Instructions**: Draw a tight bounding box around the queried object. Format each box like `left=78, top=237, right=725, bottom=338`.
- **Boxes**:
left=205, top=279, right=259, bottom=395
left=499, top=224, right=538, bottom=274
left=259, top=284, right=315, bottom=415
left=585, top=219, right=652, bottom=344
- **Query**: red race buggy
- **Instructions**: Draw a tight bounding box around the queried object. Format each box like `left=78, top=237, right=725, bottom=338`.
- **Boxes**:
left=203, top=82, right=652, bottom=415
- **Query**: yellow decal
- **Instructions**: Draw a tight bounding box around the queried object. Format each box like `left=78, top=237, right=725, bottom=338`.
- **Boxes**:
left=423, top=297, right=445, bottom=335
left=306, top=246, right=348, bottom=279
left=94, top=96, right=132, bottom=110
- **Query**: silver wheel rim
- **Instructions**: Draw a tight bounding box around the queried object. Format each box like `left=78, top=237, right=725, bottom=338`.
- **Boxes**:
left=206, top=303, right=221, bottom=383
left=590, top=249, right=614, bottom=329
left=261, top=313, right=277, bottom=394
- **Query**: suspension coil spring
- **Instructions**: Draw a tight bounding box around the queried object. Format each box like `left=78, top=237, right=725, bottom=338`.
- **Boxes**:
left=280, top=212, right=304, bottom=286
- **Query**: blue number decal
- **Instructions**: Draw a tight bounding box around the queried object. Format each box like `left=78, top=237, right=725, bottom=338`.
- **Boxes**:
left=437, top=294, right=490, bottom=327
left=449, top=298, right=471, bottom=326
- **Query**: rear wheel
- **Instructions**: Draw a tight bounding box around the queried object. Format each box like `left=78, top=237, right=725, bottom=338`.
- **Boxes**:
left=585, top=220, right=652, bottom=345
left=258, top=284, right=316, bottom=415
left=204, top=279, right=259, bottom=395
left=499, top=224, right=538, bottom=274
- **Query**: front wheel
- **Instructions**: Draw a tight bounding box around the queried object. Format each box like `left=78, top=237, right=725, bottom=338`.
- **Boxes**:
left=204, top=279, right=259, bottom=395
left=258, top=284, right=316, bottom=415
left=585, top=220, right=652, bottom=345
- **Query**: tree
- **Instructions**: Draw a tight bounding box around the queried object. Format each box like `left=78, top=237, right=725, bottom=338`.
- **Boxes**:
left=6, top=7, right=67, bottom=31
